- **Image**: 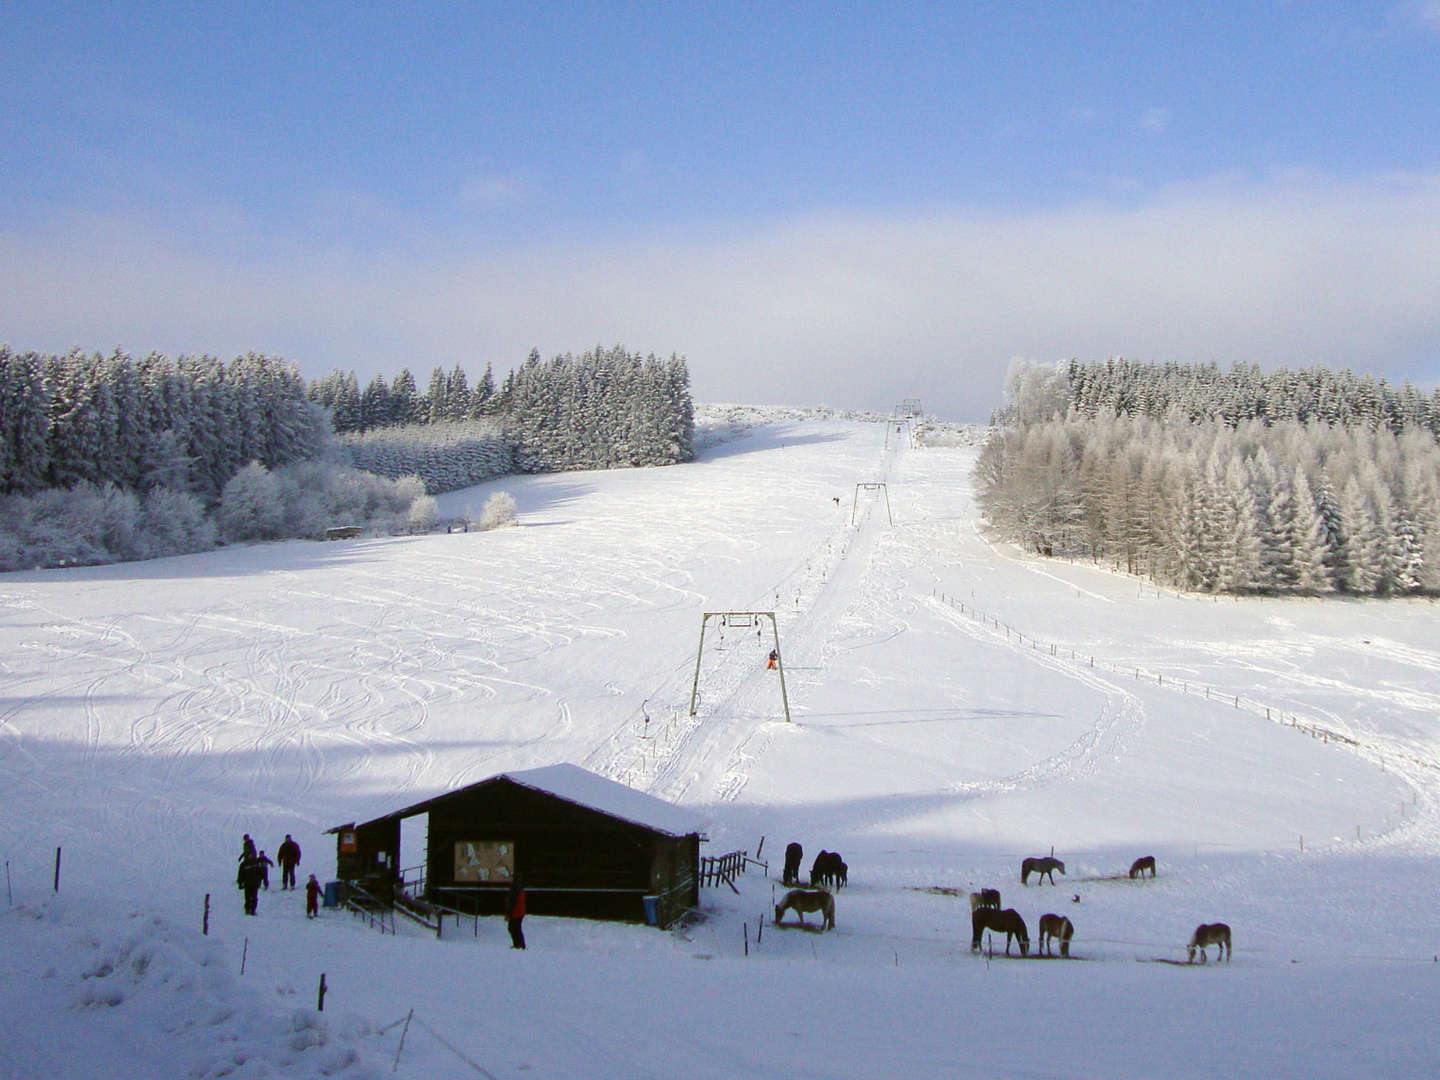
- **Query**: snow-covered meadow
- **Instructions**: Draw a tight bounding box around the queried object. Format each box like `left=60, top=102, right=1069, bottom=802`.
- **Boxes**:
left=3, top=417, right=1439, bottom=1078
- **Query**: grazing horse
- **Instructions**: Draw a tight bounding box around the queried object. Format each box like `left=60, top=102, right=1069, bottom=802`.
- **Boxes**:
left=810, top=850, right=845, bottom=889
left=783, top=842, right=803, bottom=887
left=968, top=888, right=1001, bottom=912
left=1129, top=855, right=1156, bottom=879
left=1187, top=922, right=1231, bottom=964
left=971, top=907, right=1029, bottom=956
left=1021, top=856, right=1066, bottom=885
left=1038, top=914, right=1074, bottom=957
left=810, top=850, right=831, bottom=888
left=774, top=889, right=835, bottom=931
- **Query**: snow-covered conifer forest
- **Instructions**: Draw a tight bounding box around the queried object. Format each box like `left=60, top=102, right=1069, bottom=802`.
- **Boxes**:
left=313, top=344, right=695, bottom=475
left=977, top=359, right=1440, bottom=595
left=0, top=343, right=696, bottom=569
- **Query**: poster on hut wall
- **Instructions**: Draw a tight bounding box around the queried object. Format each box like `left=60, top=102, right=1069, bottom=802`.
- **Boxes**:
left=454, top=840, right=514, bottom=883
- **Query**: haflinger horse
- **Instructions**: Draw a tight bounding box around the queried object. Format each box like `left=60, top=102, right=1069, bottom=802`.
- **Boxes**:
left=782, top=842, right=803, bottom=887
left=971, top=907, right=1029, bottom=956
left=1129, top=855, right=1157, bottom=879
left=1038, top=914, right=1074, bottom=957
left=968, top=888, right=1001, bottom=913
left=1021, top=856, right=1066, bottom=885
left=775, top=889, right=835, bottom=931
left=967, top=887, right=1002, bottom=915
left=1187, top=922, right=1231, bottom=963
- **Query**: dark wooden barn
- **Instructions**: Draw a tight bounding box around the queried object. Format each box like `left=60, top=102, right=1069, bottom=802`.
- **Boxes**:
left=328, top=763, right=707, bottom=928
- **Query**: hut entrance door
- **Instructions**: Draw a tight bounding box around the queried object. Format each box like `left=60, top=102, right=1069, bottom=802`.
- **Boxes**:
left=399, top=812, right=428, bottom=896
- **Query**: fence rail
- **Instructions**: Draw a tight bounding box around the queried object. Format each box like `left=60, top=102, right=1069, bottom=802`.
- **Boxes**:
left=700, top=849, right=749, bottom=892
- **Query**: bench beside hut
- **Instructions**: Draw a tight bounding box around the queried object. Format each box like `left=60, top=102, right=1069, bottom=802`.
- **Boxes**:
left=328, top=763, right=706, bottom=928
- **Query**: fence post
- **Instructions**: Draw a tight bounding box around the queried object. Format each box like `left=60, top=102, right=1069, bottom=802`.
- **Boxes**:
left=393, top=1009, right=414, bottom=1073
left=53, top=847, right=61, bottom=893
left=318, top=973, right=327, bottom=1012
left=203, top=894, right=210, bottom=936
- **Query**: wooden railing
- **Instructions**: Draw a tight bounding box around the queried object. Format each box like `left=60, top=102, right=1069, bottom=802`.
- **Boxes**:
left=700, top=849, right=749, bottom=893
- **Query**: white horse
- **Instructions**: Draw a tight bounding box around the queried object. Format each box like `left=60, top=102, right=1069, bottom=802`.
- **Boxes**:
left=775, top=889, right=835, bottom=931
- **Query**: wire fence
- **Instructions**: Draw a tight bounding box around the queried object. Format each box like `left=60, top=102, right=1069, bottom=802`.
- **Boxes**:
left=928, top=587, right=1430, bottom=853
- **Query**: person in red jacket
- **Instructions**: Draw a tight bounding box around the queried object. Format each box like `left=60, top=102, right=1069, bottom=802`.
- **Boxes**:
left=305, top=874, right=322, bottom=919
left=506, top=873, right=526, bottom=949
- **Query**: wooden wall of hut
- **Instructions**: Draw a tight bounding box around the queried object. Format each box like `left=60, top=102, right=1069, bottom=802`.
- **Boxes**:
left=423, top=780, right=684, bottom=922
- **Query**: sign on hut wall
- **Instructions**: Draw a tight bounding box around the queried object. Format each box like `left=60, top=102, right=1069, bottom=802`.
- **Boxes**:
left=455, top=840, right=514, bottom=883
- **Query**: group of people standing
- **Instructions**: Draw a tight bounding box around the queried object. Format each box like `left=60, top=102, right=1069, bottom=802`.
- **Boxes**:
left=233, top=832, right=527, bottom=945
left=237, top=833, right=321, bottom=917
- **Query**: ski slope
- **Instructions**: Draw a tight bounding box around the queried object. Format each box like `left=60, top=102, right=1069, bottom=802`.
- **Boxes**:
left=3, top=418, right=1439, bottom=1079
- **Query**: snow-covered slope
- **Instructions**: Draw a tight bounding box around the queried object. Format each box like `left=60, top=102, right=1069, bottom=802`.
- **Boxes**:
left=3, top=419, right=1438, bottom=1078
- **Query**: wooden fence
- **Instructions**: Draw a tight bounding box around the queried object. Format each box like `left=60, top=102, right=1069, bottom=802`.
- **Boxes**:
left=699, top=848, right=769, bottom=894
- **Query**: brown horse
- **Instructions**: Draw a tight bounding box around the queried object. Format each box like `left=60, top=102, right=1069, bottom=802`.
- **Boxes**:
left=971, top=907, right=1029, bottom=956
left=968, top=888, right=1001, bottom=912
left=775, top=889, right=835, bottom=931
left=1187, top=922, right=1231, bottom=963
left=782, top=842, right=803, bottom=887
left=1021, top=856, right=1065, bottom=885
left=1129, top=855, right=1156, bottom=879
left=1038, top=914, right=1074, bottom=957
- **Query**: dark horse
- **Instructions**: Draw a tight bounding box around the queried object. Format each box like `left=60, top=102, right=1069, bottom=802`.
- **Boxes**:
left=1021, top=856, right=1065, bottom=885
left=1129, top=855, right=1156, bottom=879
left=811, top=850, right=846, bottom=888
left=971, top=907, right=1029, bottom=956
left=783, top=842, right=803, bottom=887
left=1038, top=913, right=1074, bottom=957
left=775, top=889, right=835, bottom=931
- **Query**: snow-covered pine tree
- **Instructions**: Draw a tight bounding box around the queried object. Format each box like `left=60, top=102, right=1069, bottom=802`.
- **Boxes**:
left=1290, top=469, right=1333, bottom=593
left=361, top=375, right=393, bottom=431
left=423, top=367, right=448, bottom=427
left=390, top=368, right=419, bottom=426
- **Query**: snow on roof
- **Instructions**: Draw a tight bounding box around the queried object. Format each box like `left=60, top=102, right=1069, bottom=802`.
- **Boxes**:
left=498, top=763, right=708, bottom=838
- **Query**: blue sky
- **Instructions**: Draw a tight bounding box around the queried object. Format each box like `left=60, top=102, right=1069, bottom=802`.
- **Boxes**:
left=3, top=1, right=1439, bottom=419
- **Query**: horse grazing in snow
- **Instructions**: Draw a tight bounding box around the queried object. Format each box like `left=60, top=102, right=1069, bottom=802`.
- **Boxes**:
left=1129, top=855, right=1156, bottom=879
left=810, top=850, right=846, bottom=889
left=971, top=907, right=1029, bottom=956
left=968, top=888, right=1001, bottom=912
left=782, top=842, right=803, bottom=887
left=1021, top=856, right=1065, bottom=885
left=775, top=889, right=835, bottom=931
left=1038, top=914, right=1074, bottom=957
left=1187, top=922, right=1231, bottom=963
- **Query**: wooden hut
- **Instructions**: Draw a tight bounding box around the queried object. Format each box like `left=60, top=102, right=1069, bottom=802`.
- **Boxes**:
left=328, top=763, right=707, bottom=928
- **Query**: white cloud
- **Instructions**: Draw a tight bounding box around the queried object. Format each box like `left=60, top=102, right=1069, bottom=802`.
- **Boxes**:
left=1405, top=1, right=1440, bottom=32
left=459, top=172, right=525, bottom=207
left=3, top=172, right=1439, bottom=421
left=1139, top=107, right=1171, bottom=134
